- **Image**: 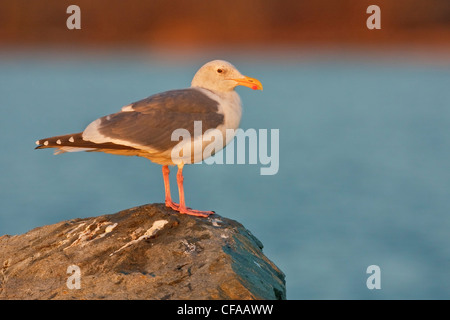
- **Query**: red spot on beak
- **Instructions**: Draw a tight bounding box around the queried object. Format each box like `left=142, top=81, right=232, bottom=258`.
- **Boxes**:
left=252, top=85, right=258, bottom=90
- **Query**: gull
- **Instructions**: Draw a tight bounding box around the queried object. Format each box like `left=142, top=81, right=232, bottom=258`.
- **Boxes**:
left=35, top=60, right=263, bottom=217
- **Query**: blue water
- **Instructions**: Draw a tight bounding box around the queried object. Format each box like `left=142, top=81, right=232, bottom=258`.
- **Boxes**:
left=1, top=50, right=449, bottom=299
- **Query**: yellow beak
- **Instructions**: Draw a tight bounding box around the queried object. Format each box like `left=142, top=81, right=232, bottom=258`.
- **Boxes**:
left=231, top=75, right=263, bottom=91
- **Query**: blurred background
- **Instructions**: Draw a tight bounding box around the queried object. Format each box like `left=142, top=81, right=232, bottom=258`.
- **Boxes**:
left=1, top=0, right=449, bottom=299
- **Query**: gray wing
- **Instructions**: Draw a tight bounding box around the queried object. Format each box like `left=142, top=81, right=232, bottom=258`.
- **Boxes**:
left=83, top=88, right=224, bottom=151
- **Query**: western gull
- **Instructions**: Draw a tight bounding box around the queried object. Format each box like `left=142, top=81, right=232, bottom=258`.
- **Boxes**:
left=35, top=60, right=263, bottom=217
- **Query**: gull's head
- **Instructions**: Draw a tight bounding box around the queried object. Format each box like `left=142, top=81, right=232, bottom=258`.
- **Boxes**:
left=191, top=60, right=263, bottom=93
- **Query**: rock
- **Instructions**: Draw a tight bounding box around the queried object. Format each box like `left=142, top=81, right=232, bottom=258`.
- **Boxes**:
left=0, top=204, right=285, bottom=300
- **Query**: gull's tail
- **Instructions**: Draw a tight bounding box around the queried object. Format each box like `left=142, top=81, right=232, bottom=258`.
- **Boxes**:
left=35, top=132, right=138, bottom=155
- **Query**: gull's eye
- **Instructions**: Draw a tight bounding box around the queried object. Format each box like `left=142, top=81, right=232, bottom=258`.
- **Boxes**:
left=217, top=68, right=224, bottom=74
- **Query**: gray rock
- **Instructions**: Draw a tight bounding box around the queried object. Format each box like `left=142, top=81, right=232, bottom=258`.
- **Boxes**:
left=0, top=204, right=285, bottom=300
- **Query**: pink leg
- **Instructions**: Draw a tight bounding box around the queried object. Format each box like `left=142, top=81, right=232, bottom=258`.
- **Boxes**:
left=176, top=164, right=214, bottom=217
left=162, top=165, right=179, bottom=210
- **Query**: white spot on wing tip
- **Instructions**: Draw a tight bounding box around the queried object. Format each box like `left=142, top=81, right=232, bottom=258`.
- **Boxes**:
left=56, top=139, right=61, bottom=145
left=35, top=140, right=40, bottom=145
left=44, top=141, right=49, bottom=146
left=69, top=136, right=74, bottom=143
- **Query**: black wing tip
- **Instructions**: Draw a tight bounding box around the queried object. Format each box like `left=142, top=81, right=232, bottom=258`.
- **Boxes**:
left=33, top=133, right=81, bottom=150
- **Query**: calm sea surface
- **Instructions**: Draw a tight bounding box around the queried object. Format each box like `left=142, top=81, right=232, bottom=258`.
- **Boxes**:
left=1, top=50, right=449, bottom=299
